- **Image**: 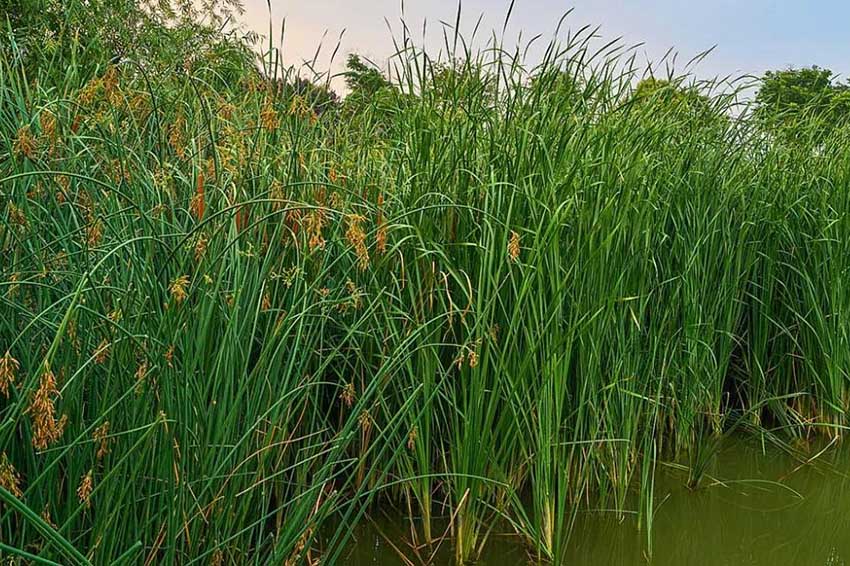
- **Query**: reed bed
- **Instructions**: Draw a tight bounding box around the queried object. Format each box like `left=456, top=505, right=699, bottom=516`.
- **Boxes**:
left=2, top=9, right=850, bottom=565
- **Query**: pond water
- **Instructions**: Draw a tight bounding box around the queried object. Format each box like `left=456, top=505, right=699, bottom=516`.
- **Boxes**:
left=335, top=439, right=850, bottom=565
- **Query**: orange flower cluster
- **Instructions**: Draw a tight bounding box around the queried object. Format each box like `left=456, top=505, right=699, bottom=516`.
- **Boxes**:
left=27, top=369, right=68, bottom=450
left=345, top=214, right=369, bottom=270
left=304, top=209, right=327, bottom=251
left=77, top=469, right=94, bottom=507
left=508, top=230, right=520, bottom=262
left=260, top=99, right=279, bottom=132
left=0, top=351, right=18, bottom=398
left=12, top=125, right=37, bottom=159
left=0, top=452, right=22, bottom=498
left=170, top=275, right=190, bottom=303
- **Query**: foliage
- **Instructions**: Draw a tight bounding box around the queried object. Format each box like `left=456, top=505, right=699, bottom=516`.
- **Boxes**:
left=2, top=5, right=850, bottom=566
left=2, top=0, right=252, bottom=87
left=754, top=66, right=850, bottom=145
left=631, top=77, right=727, bottom=130
left=343, top=54, right=390, bottom=98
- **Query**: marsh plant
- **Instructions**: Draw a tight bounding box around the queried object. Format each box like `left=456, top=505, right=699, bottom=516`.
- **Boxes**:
left=2, top=2, right=850, bottom=564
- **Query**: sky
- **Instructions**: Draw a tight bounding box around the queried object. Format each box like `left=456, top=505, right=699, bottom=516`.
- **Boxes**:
left=237, top=1, right=850, bottom=92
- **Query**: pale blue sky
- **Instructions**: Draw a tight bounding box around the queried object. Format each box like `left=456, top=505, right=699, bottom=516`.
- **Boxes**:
left=240, top=1, right=850, bottom=90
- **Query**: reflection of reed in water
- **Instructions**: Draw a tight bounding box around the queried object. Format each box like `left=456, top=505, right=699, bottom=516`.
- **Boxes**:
left=827, top=548, right=845, bottom=566
left=550, top=440, right=850, bottom=566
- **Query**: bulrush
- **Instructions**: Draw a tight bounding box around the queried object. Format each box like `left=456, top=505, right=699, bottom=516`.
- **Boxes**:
left=134, top=360, right=149, bottom=395
left=236, top=204, right=251, bottom=231
left=304, top=209, right=326, bottom=251
left=40, top=110, right=58, bottom=155
left=194, top=234, right=208, bottom=262
left=0, top=452, right=22, bottom=498
left=345, top=214, right=369, bottom=271
left=0, top=351, right=18, bottom=397
left=168, top=113, right=187, bottom=160
left=358, top=410, right=372, bottom=433
left=375, top=194, right=387, bottom=255
left=93, top=422, right=111, bottom=461
left=7, top=202, right=27, bottom=228
left=340, top=382, right=355, bottom=408
left=12, top=124, right=37, bottom=159
left=27, top=369, right=68, bottom=450
left=190, top=171, right=205, bottom=220
left=270, top=180, right=285, bottom=210
left=77, top=469, right=94, bottom=508
left=86, top=218, right=103, bottom=247
left=508, top=230, right=521, bottom=262
left=169, top=275, right=190, bottom=303
left=93, top=339, right=110, bottom=364
left=101, top=65, right=119, bottom=99
left=260, top=99, right=279, bottom=132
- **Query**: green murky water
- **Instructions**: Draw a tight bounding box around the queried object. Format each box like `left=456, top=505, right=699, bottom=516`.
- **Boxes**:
left=336, top=439, right=850, bottom=565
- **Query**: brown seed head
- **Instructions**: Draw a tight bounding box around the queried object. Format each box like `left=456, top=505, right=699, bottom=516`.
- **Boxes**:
left=407, top=426, right=418, bottom=450
left=13, top=125, right=37, bottom=159
left=93, top=422, right=111, bottom=461
left=345, top=214, right=369, bottom=271
left=27, top=369, right=68, bottom=450
left=358, top=410, right=372, bottom=433
left=168, top=114, right=187, bottom=160
left=77, top=469, right=94, bottom=507
left=169, top=275, right=190, bottom=303
left=194, top=234, right=208, bottom=262
left=0, top=452, right=23, bottom=498
left=304, top=209, right=327, bottom=251
left=0, top=351, right=19, bottom=398
left=260, top=100, right=279, bottom=132
left=93, top=339, right=110, bottom=364
left=7, top=202, right=28, bottom=228
left=86, top=218, right=103, bottom=247
left=340, top=382, right=355, bottom=408
left=508, top=230, right=521, bottom=262
left=134, top=360, right=149, bottom=395
left=191, top=171, right=206, bottom=220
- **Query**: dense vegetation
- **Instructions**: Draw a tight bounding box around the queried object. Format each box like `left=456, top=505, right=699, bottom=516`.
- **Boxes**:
left=2, top=2, right=850, bottom=564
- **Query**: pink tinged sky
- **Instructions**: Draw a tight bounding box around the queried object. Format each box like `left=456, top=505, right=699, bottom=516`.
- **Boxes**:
left=238, top=1, right=850, bottom=91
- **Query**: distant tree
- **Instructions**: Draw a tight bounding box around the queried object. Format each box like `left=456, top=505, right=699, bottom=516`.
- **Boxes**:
left=343, top=54, right=390, bottom=98
left=425, top=63, right=494, bottom=104
left=754, top=66, right=850, bottom=145
left=2, top=0, right=249, bottom=83
left=340, top=53, right=399, bottom=124
left=632, top=77, right=712, bottom=111
left=629, top=77, right=726, bottom=131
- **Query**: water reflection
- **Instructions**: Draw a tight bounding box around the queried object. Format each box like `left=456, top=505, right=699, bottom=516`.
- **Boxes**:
left=339, top=440, right=850, bottom=565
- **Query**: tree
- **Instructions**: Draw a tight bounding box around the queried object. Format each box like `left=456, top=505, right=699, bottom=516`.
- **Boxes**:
left=343, top=54, right=390, bottom=99
left=754, top=66, right=850, bottom=145
left=629, top=77, right=727, bottom=131
left=632, top=78, right=714, bottom=113
left=2, top=0, right=248, bottom=84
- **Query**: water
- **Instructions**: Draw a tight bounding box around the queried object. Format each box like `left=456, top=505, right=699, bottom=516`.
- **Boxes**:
left=334, top=439, right=850, bottom=565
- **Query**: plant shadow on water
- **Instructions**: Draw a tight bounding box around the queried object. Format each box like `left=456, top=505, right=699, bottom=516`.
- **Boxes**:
left=334, top=438, right=850, bottom=565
